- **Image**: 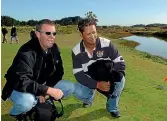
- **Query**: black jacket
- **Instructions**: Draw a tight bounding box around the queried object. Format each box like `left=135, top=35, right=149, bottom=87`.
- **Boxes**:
left=11, top=27, right=17, bottom=36
left=2, top=28, right=8, bottom=35
left=30, top=30, right=37, bottom=39
left=2, top=38, right=64, bottom=101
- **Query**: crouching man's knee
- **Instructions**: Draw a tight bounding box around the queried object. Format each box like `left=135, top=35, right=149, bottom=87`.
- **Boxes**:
left=74, top=82, right=94, bottom=101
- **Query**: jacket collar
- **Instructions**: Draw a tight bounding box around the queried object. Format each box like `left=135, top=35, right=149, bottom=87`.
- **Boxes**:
left=80, top=37, right=100, bottom=53
left=30, top=38, right=52, bottom=57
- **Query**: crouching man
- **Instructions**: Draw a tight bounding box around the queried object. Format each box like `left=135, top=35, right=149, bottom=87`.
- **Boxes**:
left=2, top=19, right=75, bottom=121
left=72, top=18, right=125, bottom=118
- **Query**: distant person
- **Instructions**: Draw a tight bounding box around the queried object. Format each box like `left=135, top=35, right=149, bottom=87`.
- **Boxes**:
left=10, top=25, right=19, bottom=44
left=2, top=26, right=8, bottom=43
left=30, top=29, right=37, bottom=39
left=2, top=19, right=75, bottom=121
left=72, top=18, right=125, bottom=118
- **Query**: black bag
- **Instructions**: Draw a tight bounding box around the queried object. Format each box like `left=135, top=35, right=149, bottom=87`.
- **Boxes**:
left=28, top=99, right=64, bottom=121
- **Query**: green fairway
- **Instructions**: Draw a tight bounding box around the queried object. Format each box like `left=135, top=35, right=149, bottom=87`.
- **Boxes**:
left=1, top=32, right=167, bottom=121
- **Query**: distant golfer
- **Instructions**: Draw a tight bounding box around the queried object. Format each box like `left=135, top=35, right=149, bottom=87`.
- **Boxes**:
left=30, top=29, right=37, bottom=39
left=2, top=26, right=8, bottom=43
left=10, top=25, right=19, bottom=44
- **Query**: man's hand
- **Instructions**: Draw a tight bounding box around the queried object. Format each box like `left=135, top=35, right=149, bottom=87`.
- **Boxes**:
left=39, top=96, right=46, bottom=103
left=46, top=87, right=63, bottom=100
left=97, top=81, right=110, bottom=92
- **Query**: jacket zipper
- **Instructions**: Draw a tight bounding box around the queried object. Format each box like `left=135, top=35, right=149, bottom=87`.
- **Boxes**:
left=36, top=57, right=43, bottom=80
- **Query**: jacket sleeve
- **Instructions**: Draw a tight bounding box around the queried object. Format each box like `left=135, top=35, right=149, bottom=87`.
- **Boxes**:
left=72, top=51, right=97, bottom=89
left=108, top=41, right=125, bottom=76
left=5, top=51, right=48, bottom=96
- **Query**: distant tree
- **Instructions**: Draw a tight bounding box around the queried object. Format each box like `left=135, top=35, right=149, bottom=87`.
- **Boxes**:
left=20, top=21, right=27, bottom=26
left=1, top=15, right=97, bottom=26
left=27, top=19, right=38, bottom=26
left=85, top=11, right=98, bottom=22
left=146, top=23, right=167, bottom=27
left=1, top=16, right=17, bottom=26
left=132, top=24, right=145, bottom=27
left=72, top=16, right=82, bottom=25
left=55, top=16, right=82, bottom=25
left=59, top=17, right=72, bottom=25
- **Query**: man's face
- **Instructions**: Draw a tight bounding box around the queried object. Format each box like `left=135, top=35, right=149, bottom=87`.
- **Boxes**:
left=36, top=24, right=56, bottom=51
left=81, top=25, right=97, bottom=45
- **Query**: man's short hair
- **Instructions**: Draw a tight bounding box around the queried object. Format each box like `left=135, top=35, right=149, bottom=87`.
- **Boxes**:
left=78, top=18, right=96, bottom=33
left=36, top=19, right=55, bottom=31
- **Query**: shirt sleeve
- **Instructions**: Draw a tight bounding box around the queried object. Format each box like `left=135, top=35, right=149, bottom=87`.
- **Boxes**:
left=108, top=41, right=125, bottom=75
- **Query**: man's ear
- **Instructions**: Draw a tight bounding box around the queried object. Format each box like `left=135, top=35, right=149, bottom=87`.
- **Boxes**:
left=35, top=31, right=39, bottom=38
left=80, top=32, right=83, bottom=39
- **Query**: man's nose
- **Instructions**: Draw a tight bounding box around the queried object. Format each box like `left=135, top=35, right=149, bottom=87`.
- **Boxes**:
left=49, top=34, right=56, bottom=38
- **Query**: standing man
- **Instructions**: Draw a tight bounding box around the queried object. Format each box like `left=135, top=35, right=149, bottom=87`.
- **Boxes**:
left=30, top=29, right=37, bottom=39
left=10, top=25, right=19, bottom=44
left=2, top=26, right=8, bottom=43
left=72, top=18, right=125, bottom=118
left=2, top=19, right=75, bottom=121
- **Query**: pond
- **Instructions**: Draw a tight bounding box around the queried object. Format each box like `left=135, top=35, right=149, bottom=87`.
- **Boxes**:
left=122, top=35, right=167, bottom=59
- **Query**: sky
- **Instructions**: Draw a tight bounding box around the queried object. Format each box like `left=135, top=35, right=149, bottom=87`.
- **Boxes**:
left=1, top=0, right=167, bottom=26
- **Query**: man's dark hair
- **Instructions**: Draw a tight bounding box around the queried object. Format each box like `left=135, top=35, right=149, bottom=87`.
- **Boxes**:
left=36, top=19, right=55, bottom=31
left=78, top=18, right=96, bottom=33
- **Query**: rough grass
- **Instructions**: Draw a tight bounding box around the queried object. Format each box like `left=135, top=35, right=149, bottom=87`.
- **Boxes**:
left=1, top=32, right=167, bottom=121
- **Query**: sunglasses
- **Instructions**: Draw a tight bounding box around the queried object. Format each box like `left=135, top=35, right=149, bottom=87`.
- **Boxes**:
left=38, top=31, right=57, bottom=36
